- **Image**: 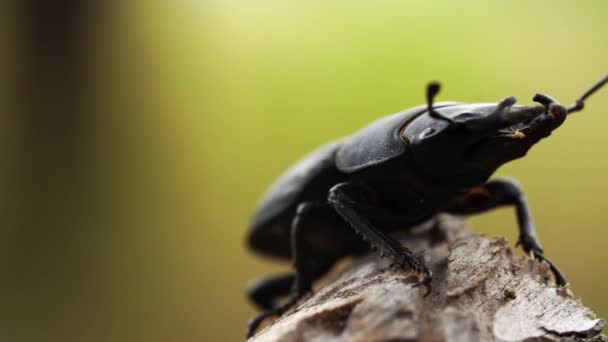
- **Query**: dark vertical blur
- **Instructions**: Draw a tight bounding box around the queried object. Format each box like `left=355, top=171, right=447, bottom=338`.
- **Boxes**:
left=4, top=1, right=101, bottom=340
left=10, top=0, right=97, bottom=234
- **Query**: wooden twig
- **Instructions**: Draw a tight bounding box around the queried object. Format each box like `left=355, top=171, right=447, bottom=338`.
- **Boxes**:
left=250, top=216, right=605, bottom=341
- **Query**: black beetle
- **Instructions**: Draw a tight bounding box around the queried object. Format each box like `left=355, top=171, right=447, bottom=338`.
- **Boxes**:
left=245, top=75, right=608, bottom=337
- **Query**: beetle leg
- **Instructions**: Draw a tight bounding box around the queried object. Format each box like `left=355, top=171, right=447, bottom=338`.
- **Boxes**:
left=328, top=182, right=432, bottom=296
left=247, top=291, right=303, bottom=338
left=446, top=178, right=567, bottom=286
left=247, top=273, right=295, bottom=311
left=246, top=202, right=336, bottom=338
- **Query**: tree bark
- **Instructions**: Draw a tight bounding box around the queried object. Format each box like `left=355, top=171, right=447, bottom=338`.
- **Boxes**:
left=250, top=215, right=605, bottom=342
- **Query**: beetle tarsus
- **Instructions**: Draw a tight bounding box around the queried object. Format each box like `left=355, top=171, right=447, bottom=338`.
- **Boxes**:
left=246, top=293, right=305, bottom=338
left=412, top=266, right=433, bottom=296
left=247, top=273, right=295, bottom=310
left=533, top=253, right=568, bottom=286
left=516, top=233, right=544, bottom=255
left=516, top=235, right=567, bottom=286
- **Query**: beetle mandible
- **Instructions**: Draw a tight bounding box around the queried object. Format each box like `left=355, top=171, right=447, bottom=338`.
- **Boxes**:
left=245, top=75, right=608, bottom=337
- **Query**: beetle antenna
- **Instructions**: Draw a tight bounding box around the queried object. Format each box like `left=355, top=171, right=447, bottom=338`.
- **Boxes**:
left=426, top=82, right=455, bottom=124
left=567, top=74, right=608, bottom=114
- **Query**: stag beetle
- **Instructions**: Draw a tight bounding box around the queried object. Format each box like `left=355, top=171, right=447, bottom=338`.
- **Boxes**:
left=245, top=76, right=608, bottom=337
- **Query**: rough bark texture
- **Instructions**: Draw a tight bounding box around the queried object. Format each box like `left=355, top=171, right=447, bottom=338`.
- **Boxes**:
left=250, top=215, right=605, bottom=342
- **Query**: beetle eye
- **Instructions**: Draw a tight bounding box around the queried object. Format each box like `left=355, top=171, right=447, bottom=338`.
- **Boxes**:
left=419, top=127, right=436, bottom=139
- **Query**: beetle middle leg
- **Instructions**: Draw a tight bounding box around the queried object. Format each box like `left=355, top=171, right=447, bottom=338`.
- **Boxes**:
left=327, top=182, right=433, bottom=295
left=446, top=178, right=567, bottom=286
left=247, top=273, right=295, bottom=311
left=247, top=202, right=343, bottom=338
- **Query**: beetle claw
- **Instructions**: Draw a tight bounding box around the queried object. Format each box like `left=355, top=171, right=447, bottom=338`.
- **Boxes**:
left=413, top=268, right=433, bottom=297
left=517, top=234, right=544, bottom=255
left=516, top=235, right=567, bottom=286
left=533, top=252, right=568, bottom=287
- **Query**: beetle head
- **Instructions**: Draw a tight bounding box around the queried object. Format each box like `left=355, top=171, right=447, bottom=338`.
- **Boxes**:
left=401, top=83, right=568, bottom=188
left=401, top=77, right=606, bottom=188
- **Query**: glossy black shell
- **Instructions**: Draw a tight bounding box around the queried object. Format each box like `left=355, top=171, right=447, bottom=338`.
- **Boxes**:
left=247, top=102, right=459, bottom=258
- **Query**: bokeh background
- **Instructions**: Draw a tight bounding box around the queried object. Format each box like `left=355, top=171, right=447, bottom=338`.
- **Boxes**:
left=1, top=1, right=607, bottom=341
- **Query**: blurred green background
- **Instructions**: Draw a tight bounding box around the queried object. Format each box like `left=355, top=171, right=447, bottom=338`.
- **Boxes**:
left=1, top=1, right=607, bottom=341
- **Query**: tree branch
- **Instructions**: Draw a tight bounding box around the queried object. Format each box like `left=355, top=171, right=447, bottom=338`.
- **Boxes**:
left=250, top=215, right=605, bottom=341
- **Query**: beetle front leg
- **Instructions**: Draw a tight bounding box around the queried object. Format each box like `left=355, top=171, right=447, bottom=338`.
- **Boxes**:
left=328, top=182, right=432, bottom=295
left=446, top=178, right=567, bottom=286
